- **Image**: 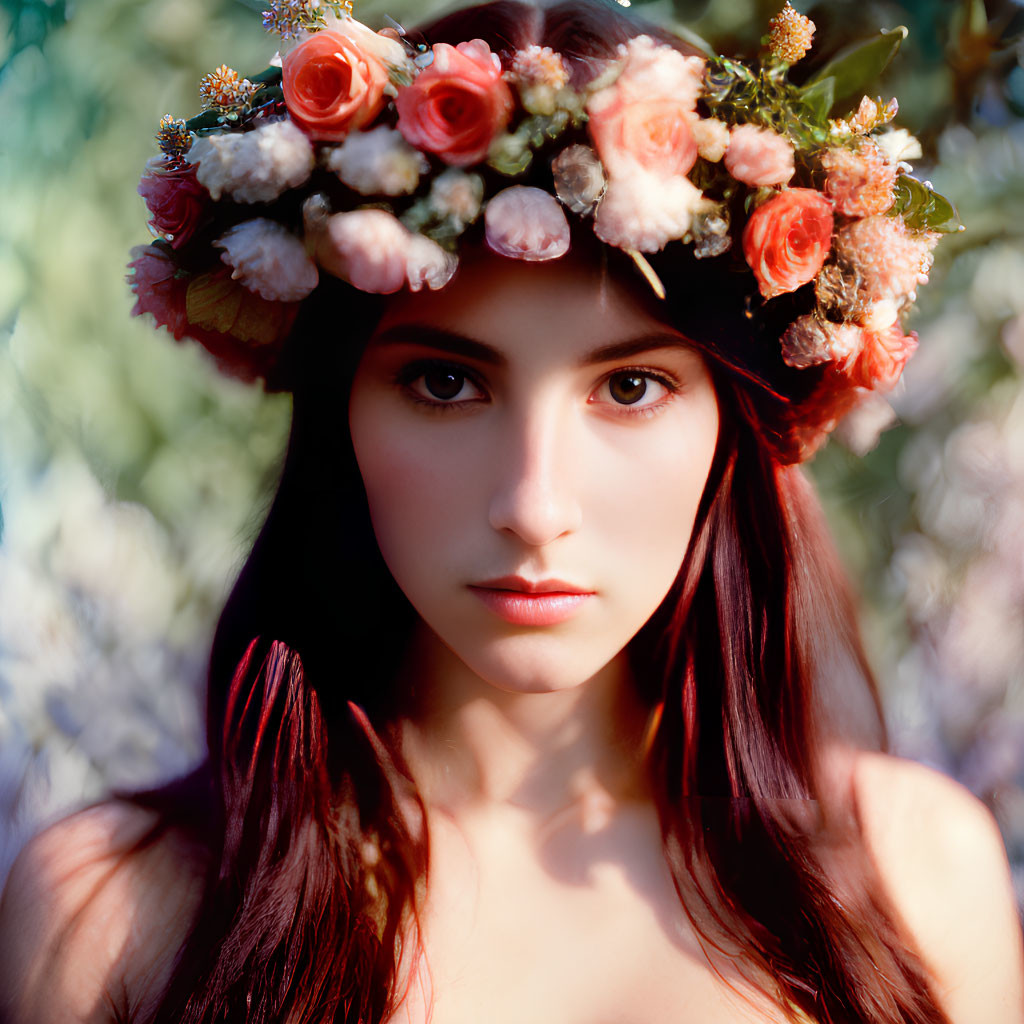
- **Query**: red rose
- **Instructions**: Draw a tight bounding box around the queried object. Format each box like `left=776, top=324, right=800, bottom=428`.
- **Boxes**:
left=848, top=322, right=917, bottom=391
left=127, top=245, right=296, bottom=382
left=396, top=40, right=513, bottom=167
left=742, top=188, right=834, bottom=299
left=283, top=29, right=389, bottom=142
left=137, top=164, right=209, bottom=249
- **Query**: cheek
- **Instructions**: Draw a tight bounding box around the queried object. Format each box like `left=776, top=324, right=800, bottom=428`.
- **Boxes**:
left=349, top=408, right=477, bottom=577
left=590, top=401, right=718, bottom=606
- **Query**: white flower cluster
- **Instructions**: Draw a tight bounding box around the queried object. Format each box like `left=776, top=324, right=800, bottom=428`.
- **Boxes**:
left=429, top=169, right=485, bottom=230
left=216, top=218, right=319, bottom=302
left=326, top=125, right=429, bottom=196
left=594, top=170, right=705, bottom=253
left=189, top=118, right=314, bottom=204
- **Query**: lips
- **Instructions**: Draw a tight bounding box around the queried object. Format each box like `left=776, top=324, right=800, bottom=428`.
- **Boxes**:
left=471, top=575, right=592, bottom=595
left=467, top=575, right=594, bottom=625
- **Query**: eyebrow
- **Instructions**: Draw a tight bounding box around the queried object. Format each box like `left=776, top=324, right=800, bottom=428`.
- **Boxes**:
left=368, top=324, right=695, bottom=368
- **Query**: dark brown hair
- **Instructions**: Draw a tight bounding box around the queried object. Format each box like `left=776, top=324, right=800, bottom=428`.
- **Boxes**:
left=121, top=3, right=951, bottom=1022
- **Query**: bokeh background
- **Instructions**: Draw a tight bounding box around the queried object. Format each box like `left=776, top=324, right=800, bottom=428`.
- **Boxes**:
left=2, top=0, right=1023, bottom=913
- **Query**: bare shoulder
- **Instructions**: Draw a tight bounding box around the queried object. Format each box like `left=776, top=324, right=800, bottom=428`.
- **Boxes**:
left=850, top=750, right=1024, bottom=1024
left=0, top=799, right=207, bottom=1024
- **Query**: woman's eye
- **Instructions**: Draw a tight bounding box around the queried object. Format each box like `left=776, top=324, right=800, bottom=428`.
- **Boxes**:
left=401, top=362, right=485, bottom=406
left=593, top=370, right=677, bottom=411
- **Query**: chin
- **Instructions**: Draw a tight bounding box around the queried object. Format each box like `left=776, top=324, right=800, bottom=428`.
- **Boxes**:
left=455, top=637, right=623, bottom=696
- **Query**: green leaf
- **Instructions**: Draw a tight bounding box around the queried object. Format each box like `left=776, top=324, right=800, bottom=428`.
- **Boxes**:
left=804, top=27, right=908, bottom=111
left=800, top=76, right=835, bottom=122
left=889, top=175, right=963, bottom=233
left=185, top=110, right=224, bottom=133
left=251, top=67, right=282, bottom=86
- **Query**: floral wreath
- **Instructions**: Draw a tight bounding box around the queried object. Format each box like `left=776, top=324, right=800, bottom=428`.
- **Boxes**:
left=128, top=0, right=961, bottom=460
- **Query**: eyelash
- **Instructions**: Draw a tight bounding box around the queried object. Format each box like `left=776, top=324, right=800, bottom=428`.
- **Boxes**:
left=393, top=359, right=684, bottom=420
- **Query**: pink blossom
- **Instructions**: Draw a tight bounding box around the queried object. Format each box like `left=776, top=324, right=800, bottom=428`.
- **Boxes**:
left=317, top=210, right=456, bottom=294
left=318, top=210, right=408, bottom=293
left=835, top=216, right=938, bottom=305
left=725, top=124, right=795, bottom=186
left=608, top=36, right=705, bottom=110
left=485, top=186, right=570, bottom=262
left=821, top=142, right=897, bottom=217
left=848, top=322, right=918, bottom=391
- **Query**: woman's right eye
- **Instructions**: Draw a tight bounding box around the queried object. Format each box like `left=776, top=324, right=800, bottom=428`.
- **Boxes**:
left=398, top=361, right=487, bottom=409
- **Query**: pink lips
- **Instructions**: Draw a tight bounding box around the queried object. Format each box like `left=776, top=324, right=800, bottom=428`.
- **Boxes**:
left=467, top=575, right=594, bottom=626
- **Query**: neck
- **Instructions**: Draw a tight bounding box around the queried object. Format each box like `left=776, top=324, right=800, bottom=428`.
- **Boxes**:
left=397, top=621, right=653, bottom=827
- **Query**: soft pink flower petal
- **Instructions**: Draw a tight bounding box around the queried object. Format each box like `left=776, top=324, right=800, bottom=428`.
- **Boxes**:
left=725, top=124, right=795, bottom=186
left=485, top=186, right=571, bottom=262
left=318, top=210, right=409, bottom=293
left=318, top=209, right=457, bottom=293
left=406, top=234, right=458, bottom=292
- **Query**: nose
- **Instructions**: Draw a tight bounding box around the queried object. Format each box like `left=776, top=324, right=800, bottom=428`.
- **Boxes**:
left=487, top=401, right=583, bottom=547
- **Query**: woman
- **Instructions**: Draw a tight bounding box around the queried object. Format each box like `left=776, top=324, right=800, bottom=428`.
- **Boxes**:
left=0, top=1, right=1021, bottom=1021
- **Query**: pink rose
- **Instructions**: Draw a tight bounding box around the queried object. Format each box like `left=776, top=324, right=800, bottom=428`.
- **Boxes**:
left=724, top=124, right=795, bottom=186
left=742, top=188, right=834, bottom=299
left=848, top=322, right=917, bottom=391
left=396, top=40, right=513, bottom=167
left=587, top=93, right=697, bottom=179
left=485, top=186, right=570, bottom=261
left=137, top=164, right=209, bottom=249
left=283, top=30, right=389, bottom=142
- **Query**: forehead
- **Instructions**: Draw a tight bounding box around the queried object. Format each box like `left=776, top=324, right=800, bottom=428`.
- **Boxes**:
left=369, top=247, right=686, bottom=359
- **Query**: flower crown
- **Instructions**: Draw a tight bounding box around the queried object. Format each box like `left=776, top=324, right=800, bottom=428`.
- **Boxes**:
left=128, top=0, right=960, bottom=457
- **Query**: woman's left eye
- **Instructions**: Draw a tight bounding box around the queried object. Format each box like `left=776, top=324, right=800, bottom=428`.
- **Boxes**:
left=591, top=370, right=680, bottom=415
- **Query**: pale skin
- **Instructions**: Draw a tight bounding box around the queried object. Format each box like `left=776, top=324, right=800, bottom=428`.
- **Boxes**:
left=0, top=252, right=1021, bottom=1024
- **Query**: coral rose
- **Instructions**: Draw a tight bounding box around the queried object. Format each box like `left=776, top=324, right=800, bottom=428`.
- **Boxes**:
left=742, top=188, right=834, bottom=299
left=724, top=124, right=795, bottom=186
left=848, top=322, right=918, bottom=391
left=396, top=39, right=513, bottom=167
left=283, top=29, right=389, bottom=142
left=587, top=92, right=697, bottom=179
left=137, top=162, right=209, bottom=249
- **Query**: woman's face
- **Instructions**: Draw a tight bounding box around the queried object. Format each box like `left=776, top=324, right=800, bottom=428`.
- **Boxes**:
left=348, top=249, right=719, bottom=695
